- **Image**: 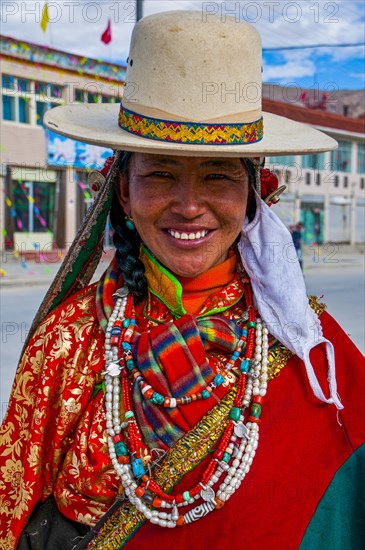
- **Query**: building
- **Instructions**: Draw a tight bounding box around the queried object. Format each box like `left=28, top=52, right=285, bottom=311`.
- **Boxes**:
left=263, top=84, right=365, bottom=119
left=1, top=35, right=364, bottom=257
left=0, top=35, right=125, bottom=257
left=263, top=99, right=365, bottom=245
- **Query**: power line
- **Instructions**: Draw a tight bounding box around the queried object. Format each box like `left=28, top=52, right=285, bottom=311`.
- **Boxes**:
left=263, top=43, right=365, bottom=52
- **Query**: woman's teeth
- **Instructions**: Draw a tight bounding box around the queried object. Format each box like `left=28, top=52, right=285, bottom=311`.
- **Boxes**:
left=168, top=229, right=209, bottom=240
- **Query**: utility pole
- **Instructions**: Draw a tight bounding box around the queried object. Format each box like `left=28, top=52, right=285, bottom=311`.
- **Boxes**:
left=136, top=0, right=143, bottom=21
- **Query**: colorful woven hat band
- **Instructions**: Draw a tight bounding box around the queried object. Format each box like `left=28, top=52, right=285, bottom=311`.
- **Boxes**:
left=119, top=105, right=264, bottom=145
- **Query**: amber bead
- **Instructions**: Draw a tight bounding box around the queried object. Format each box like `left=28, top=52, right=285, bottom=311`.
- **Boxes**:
left=144, top=388, right=154, bottom=399
left=135, top=486, right=145, bottom=498
left=214, top=498, right=225, bottom=509
left=176, top=515, right=186, bottom=526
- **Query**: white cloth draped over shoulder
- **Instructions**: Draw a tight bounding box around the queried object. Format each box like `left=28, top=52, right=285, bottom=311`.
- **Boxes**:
left=238, top=193, right=343, bottom=410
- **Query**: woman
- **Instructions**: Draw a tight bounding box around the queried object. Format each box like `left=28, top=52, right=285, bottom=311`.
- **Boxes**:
left=1, top=11, right=364, bottom=550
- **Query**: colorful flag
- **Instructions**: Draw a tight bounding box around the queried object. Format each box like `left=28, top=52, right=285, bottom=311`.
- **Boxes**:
left=40, top=3, right=49, bottom=33
left=101, top=19, right=112, bottom=45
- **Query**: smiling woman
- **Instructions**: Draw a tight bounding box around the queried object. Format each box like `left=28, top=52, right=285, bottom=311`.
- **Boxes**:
left=0, top=10, right=364, bottom=550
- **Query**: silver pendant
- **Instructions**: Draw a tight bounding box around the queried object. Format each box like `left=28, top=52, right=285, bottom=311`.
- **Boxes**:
left=201, top=486, right=215, bottom=501
left=106, top=362, right=122, bottom=377
left=234, top=422, right=250, bottom=439
left=113, top=286, right=129, bottom=299
left=237, top=308, right=249, bottom=325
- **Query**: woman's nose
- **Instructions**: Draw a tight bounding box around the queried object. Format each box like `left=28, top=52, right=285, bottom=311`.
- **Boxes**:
left=170, top=176, right=206, bottom=218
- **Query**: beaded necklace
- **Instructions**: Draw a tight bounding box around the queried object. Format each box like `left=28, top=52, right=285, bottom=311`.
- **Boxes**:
left=104, top=281, right=269, bottom=528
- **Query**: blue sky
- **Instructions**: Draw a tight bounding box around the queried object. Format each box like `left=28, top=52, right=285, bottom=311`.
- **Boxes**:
left=1, top=0, right=364, bottom=90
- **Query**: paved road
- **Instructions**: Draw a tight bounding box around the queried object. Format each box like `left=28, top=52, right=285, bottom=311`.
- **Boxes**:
left=304, top=265, right=364, bottom=351
left=1, top=286, right=47, bottom=420
left=1, top=268, right=364, bottom=420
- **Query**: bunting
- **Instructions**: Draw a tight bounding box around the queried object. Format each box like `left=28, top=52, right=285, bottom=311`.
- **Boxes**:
left=101, top=19, right=112, bottom=45
left=40, top=3, right=49, bottom=33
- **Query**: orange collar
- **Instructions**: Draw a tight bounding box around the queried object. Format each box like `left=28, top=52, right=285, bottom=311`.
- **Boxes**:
left=140, top=246, right=242, bottom=317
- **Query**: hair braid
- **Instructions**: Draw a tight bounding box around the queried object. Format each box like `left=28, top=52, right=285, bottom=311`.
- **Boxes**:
left=242, top=158, right=258, bottom=221
left=110, top=152, right=148, bottom=302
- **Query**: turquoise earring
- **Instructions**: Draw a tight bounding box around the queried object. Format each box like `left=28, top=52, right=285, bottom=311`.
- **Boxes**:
left=125, top=216, right=135, bottom=231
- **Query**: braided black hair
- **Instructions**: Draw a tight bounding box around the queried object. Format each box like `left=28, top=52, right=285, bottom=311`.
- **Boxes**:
left=110, top=154, right=258, bottom=301
left=110, top=152, right=148, bottom=302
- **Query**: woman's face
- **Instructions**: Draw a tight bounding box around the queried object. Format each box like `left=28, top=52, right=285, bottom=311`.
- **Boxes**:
left=118, top=153, right=250, bottom=278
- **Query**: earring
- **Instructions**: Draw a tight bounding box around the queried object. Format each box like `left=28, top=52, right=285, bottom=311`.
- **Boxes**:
left=125, top=215, right=135, bottom=230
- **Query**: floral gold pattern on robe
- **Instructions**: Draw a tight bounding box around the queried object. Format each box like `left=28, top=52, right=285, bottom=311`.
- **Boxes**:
left=0, top=285, right=112, bottom=549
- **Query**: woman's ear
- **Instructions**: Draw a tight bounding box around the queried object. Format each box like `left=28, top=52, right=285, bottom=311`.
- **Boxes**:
left=246, top=185, right=257, bottom=222
left=116, top=172, right=131, bottom=216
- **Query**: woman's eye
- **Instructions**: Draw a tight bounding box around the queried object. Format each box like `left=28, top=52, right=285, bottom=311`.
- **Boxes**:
left=150, top=171, right=171, bottom=177
left=206, top=173, right=227, bottom=180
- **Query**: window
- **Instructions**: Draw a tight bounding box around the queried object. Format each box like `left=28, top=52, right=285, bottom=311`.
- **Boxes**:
left=360, top=178, right=364, bottom=190
left=87, top=92, right=99, bottom=103
left=36, top=102, right=49, bottom=125
left=344, top=176, right=348, bottom=188
left=49, top=84, right=62, bottom=98
left=18, top=78, right=30, bottom=92
left=316, top=173, right=321, bottom=186
left=285, top=170, right=292, bottom=183
left=75, top=89, right=101, bottom=103
left=102, top=94, right=119, bottom=103
left=35, top=81, right=63, bottom=125
left=2, top=74, right=16, bottom=90
left=357, top=143, right=365, bottom=175
left=75, top=89, right=121, bottom=104
left=2, top=75, right=62, bottom=125
left=305, top=173, right=311, bottom=185
left=330, top=140, right=352, bottom=173
left=267, top=155, right=295, bottom=167
left=19, top=98, right=30, bottom=123
left=2, top=95, right=15, bottom=120
left=12, top=180, right=56, bottom=233
left=334, top=175, right=339, bottom=187
left=2, top=75, right=31, bottom=123
left=35, top=82, right=48, bottom=96
left=302, top=153, right=326, bottom=171
left=75, top=89, right=84, bottom=103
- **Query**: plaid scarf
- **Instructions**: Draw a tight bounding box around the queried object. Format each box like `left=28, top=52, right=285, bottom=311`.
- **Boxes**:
left=132, top=313, right=242, bottom=449
left=96, top=257, right=244, bottom=448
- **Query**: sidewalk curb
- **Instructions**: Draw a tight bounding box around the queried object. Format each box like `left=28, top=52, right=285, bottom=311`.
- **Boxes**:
left=1, top=279, right=53, bottom=288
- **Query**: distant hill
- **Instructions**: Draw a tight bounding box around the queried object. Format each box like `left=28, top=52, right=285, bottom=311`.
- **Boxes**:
left=262, top=84, right=365, bottom=119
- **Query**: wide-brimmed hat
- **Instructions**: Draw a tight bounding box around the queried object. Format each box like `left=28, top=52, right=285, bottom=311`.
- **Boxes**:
left=44, top=10, right=337, bottom=157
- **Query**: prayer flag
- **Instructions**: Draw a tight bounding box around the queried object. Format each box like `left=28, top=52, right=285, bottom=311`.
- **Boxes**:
left=101, top=19, right=112, bottom=45
left=40, top=3, right=49, bottom=33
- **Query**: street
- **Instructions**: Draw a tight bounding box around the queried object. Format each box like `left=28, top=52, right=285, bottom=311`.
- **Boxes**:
left=1, top=266, right=364, bottom=420
left=0, top=286, right=47, bottom=421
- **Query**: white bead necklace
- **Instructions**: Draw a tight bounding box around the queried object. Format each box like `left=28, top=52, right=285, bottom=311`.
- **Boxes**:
left=103, top=289, right=269, bottom=528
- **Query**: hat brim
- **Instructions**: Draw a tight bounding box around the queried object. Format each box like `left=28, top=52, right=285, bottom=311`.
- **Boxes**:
left=44, top=104, right=337, bottom=157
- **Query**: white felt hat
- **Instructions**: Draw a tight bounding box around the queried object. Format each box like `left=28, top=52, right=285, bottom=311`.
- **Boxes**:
left=44, top=10, right=337, bottom=157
